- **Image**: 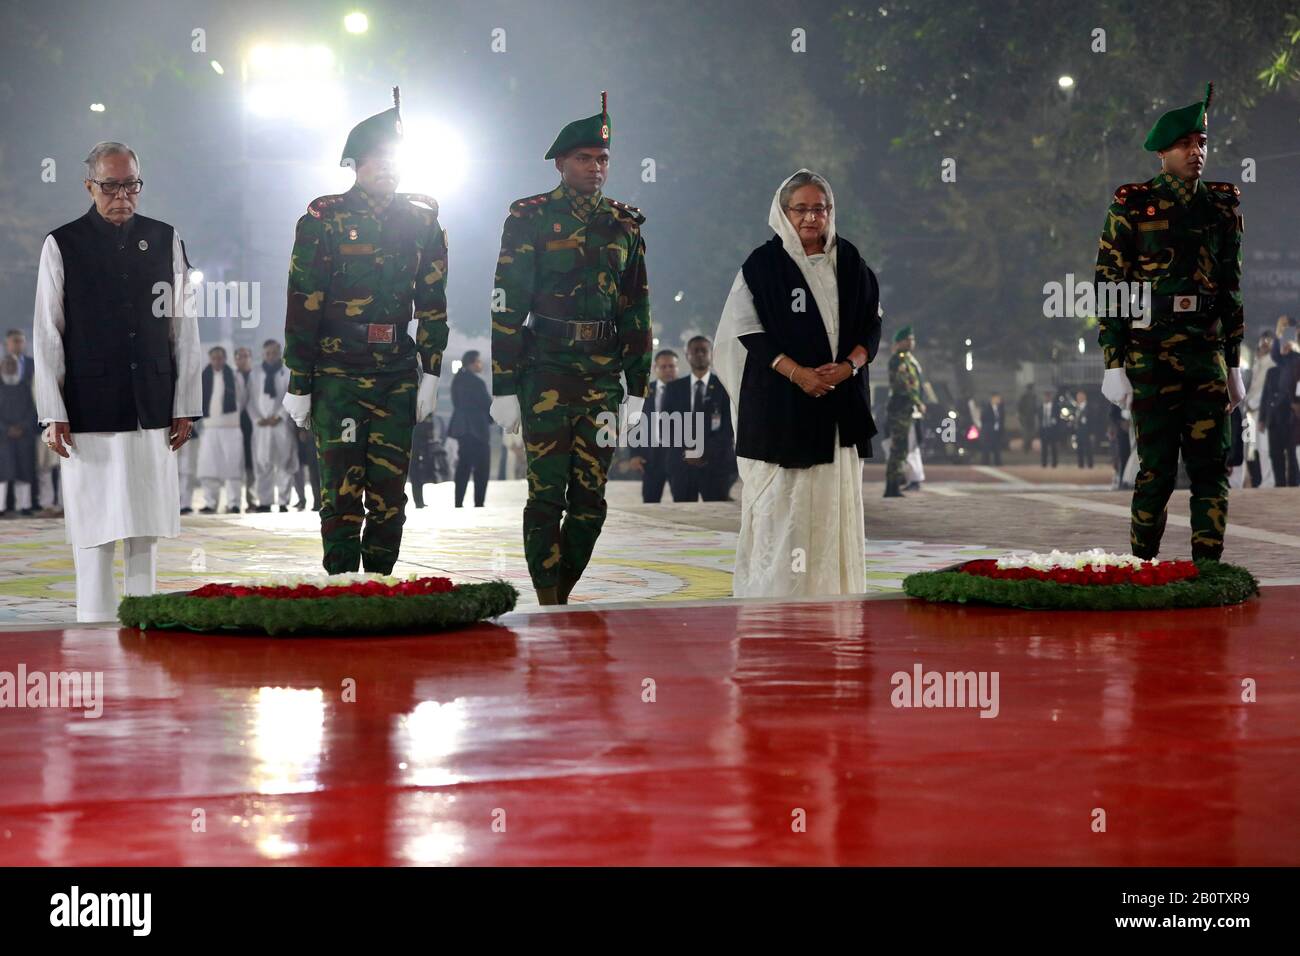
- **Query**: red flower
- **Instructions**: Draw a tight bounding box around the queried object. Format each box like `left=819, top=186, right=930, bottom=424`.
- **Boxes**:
left=190, top=576, right=457, bottom=600
left=958, top=559, right=1198, bottom=587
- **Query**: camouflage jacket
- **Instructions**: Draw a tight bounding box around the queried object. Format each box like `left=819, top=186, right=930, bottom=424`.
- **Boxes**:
left=490, top=183, right=652, bottom=398
left=284, top=184, right=449, bottom=395
left=1095, top=172, right=1243, bottom=370
left=887, top=349, right=923, bottom=412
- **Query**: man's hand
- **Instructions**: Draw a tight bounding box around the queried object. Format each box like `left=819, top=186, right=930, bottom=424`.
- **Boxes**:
left=1227, top=368, right=1246, bottom=412
left=491, top=394, right=521, bottom=434
left=628, top=456, right=645, bottom=475
left=282, top=391, right=312, bottom=429
left=169, top=417, right=193, bottom=451
left=1101, top=367, right=1133, bottom=408
left=43, top=422, right=74, bottom=459
left=416, top=375, right=439, bottom=422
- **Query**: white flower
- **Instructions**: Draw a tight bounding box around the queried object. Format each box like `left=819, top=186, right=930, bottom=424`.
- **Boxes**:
left=253, top=571, right=415, bottom=589
left=995, top=549, right=1156, bottom=572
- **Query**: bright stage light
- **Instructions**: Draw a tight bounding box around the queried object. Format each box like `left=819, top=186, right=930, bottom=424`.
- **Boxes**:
left=190, top=270, right=205, bottom=285
left=89, top=103, right=105, bottom=112
left=1058, top=75, right=1075, bottom=90
left=1078, top=337, right=1086, bottom=354
left=344, top=11, right=369, bottom=34
left=396, top=118, right=469, bottom=197
left=243, top=43, right=342, bottom=127
left=210, top=60, right=224, bottom=75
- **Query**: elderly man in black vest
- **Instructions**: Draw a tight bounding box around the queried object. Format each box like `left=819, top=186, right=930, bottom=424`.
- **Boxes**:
left=32, top=141, right=201, bottom=622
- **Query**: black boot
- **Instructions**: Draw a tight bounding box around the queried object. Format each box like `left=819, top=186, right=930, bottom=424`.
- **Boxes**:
left=535, top=586, right=562, bottom=606
left=883, top=480, right=905, bottom=498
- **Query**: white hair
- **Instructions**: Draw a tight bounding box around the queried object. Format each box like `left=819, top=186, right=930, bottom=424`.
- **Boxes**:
left=778, top=170, right=831, bottom=209
left=84, top=141, right=140, bottom=179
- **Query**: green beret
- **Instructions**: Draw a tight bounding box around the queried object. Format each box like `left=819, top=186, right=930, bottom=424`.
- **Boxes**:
left=545, top=90, right=611, bottom=160
left=1144, top=83, right=1212, bottom=152
left=341, top=87, right=403, bottom=167
left=893, top=325, right=913, bottom=343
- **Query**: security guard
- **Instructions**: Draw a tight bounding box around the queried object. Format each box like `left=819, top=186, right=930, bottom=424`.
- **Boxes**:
left=281, top=88, right=449, bottom=574
left=884, top=325, right=923, bottom=498
left=1095, top=82, right=1246, bottom=560
left=489, top=92, right=653, bottom=605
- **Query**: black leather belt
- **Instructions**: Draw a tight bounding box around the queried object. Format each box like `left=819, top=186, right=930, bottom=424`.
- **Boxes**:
left=1147, top=293, right=1218, bottom=317
left=525, top=312, right=616, bottom=351
left=321, top=318, right=402, bottom=346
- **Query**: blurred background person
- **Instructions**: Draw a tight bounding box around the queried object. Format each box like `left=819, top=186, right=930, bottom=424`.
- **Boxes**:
left=0, top=352, right=37, bottom=517
left=248, top=338, right=297, bottom=511
left=979, top=391, right=1004, bottom=466
left=628, top=348, right=678, bottom=503
left=1036, top=388, right=1063, bottom=468
left=196, top=345, right=246, bottom=513
left=1244, top=329, right=1274, bottom=487
left=447, top=350, right=493, bottom=508
left=234, top=345, right=256, bottom=508
left=1017, top=382, right=1037, bottom=454
left=293, top=424, right=320, bottom=511
left=665, top=335, right=736, bottom=502
left=1261, top=315, right=1299, bottom=486
left=1108, top=401, right=1133, bottom=490
left=1072, top=388, right=1097, bottom=469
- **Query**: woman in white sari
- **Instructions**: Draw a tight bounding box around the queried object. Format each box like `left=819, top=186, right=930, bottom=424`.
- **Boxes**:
left=713, top=170, right=882, bottom=598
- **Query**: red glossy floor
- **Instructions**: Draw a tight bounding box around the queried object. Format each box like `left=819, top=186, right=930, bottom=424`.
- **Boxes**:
left=1, top=589, right=1298, bottom=866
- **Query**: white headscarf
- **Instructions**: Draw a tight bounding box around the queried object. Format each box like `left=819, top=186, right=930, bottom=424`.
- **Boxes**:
left=714, top=169, right=839, bottom=418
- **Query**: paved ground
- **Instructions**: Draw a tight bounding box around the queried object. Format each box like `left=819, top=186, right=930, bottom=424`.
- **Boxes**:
left=2, top=468, right=1297, bottom=626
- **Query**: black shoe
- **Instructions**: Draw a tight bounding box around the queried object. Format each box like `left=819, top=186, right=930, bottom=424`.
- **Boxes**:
left=883, top=480, right=905, bottom=498
left=312, top=504, right=321, bottom=512
left=295, top=501, right=307, bottom=511
left=199, top=506, right=217, bottom=514
left=902, top=481, right=922, bottom=492
left=279, top=505, right=290, bottom=513
left=226, top=506, right=241, bottom=514
left=180, top=507, right=193, bottom=515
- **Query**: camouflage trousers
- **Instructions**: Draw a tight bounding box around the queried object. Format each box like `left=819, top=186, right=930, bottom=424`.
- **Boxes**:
left=518, top=366, right=623, bottom=589
left=884, top=406, right=913, bottom=485
left=310, top=370, right=417, bottom=574
left=1127, top=346, right=1230, bottom=560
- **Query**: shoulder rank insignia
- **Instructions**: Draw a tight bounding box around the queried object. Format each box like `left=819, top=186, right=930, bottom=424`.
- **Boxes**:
left=509, top=192, right=552, bottom=218
left=399, top=192, right=439, bottom=215
left=307, top=194, right=346, bottom=219
left=606, top=198, right=645, bottom=225
left=1112, top=182, right=1151, bottom=205
left=1205, top=181, right=1241, bottom=205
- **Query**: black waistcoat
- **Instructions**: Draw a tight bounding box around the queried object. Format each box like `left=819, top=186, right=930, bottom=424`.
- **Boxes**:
left=737, top=235, right=881, bottom=468
left=50, top=208, right=177, bottom=432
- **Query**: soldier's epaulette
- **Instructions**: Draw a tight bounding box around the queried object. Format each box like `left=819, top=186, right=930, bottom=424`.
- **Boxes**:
left=1112, top=182, right=1150, bottom=205
left=398, top=192, right=439, bottom=216
left=1205, top=181, right=1241, bottom=205
left=307, top=194, right=346, bottom=219
left=606, top=198, right=645, bottom=225
left=508, top=192, right=552, bottom=218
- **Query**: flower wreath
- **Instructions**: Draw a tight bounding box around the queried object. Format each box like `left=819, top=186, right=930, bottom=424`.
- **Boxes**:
left=117, top=573, right=518, bottom=636
left=902, top=550, right=1257, bottom=611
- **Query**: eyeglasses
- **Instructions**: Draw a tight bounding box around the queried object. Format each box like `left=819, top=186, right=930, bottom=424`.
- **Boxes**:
left=787, top=204, right=831, bottom=219
left=89, top=179, right=144, bottom=196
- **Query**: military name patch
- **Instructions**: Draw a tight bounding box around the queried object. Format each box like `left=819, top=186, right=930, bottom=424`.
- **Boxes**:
left=1137, top=220, right=1169, bottom=232
left=367, top=324, right=396, bottom=343
left=545, top=238, right=581, bottom=251
left=339, top=243, right=376, bottom=255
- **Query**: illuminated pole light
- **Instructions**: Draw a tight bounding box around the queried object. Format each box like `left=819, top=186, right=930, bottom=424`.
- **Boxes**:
left=673, top=291, right=684, bottom=302
left=344, top=11, right=369, bottom=34
left=965, top=351, right=973, bottom=372
left=89, top=103, right=106, bottom=112
left=243, top=44, right=341, bottom=127
left=210, top=60, right=225, bottom=75
left=1078, top=337, right=1086, bottom=354
left=964, top=337, right=972, bottom=347
left=190, top=270, right=205, bottom=285
left=1058, top=75, right=1075, bottom=90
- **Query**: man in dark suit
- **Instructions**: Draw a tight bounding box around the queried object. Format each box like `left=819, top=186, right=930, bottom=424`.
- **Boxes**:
left=1036, top=388, right=1063, bottom=468
left=1072, top=389, right=1096, bottom=468
left=1261, top=316, right=1300, bottom=487
left=629, top=349, right=678, bottom=502
left=979, top=392, right=1004, bottom=466
left=447, top=350, right=494, bottom=506
left=664, top=336, right=736, bottom=501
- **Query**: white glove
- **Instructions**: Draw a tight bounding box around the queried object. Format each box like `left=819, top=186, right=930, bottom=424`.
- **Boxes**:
left=1226, top=368, right=1245, bottom=411
left=1101, top=367, right=1132, bottom=409
left=624, top=394, right=645, bottom=428
left=491, top=394, right=521, bottom=434
left=282, top=391, right=312, bottom=428
left=416, top=374, right=439, bottom=422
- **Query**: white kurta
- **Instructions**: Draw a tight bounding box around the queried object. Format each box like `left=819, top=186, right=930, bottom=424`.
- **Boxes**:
left=247, top=365, right=298, bottom=472
left=32, top=230, right=201, bottom=548
left=196, top=369, right=247, bottom=480
left=714, top=170, right=867, bottom=599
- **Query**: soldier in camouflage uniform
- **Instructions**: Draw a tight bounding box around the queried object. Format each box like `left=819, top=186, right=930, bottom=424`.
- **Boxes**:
left=489, top=92, right=653, bottom=605
left=884, top=325, right=923, bottom=498
left=1095, top=83, right=1245, bottom=560
left=281, top=89, right=449, bottom=574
